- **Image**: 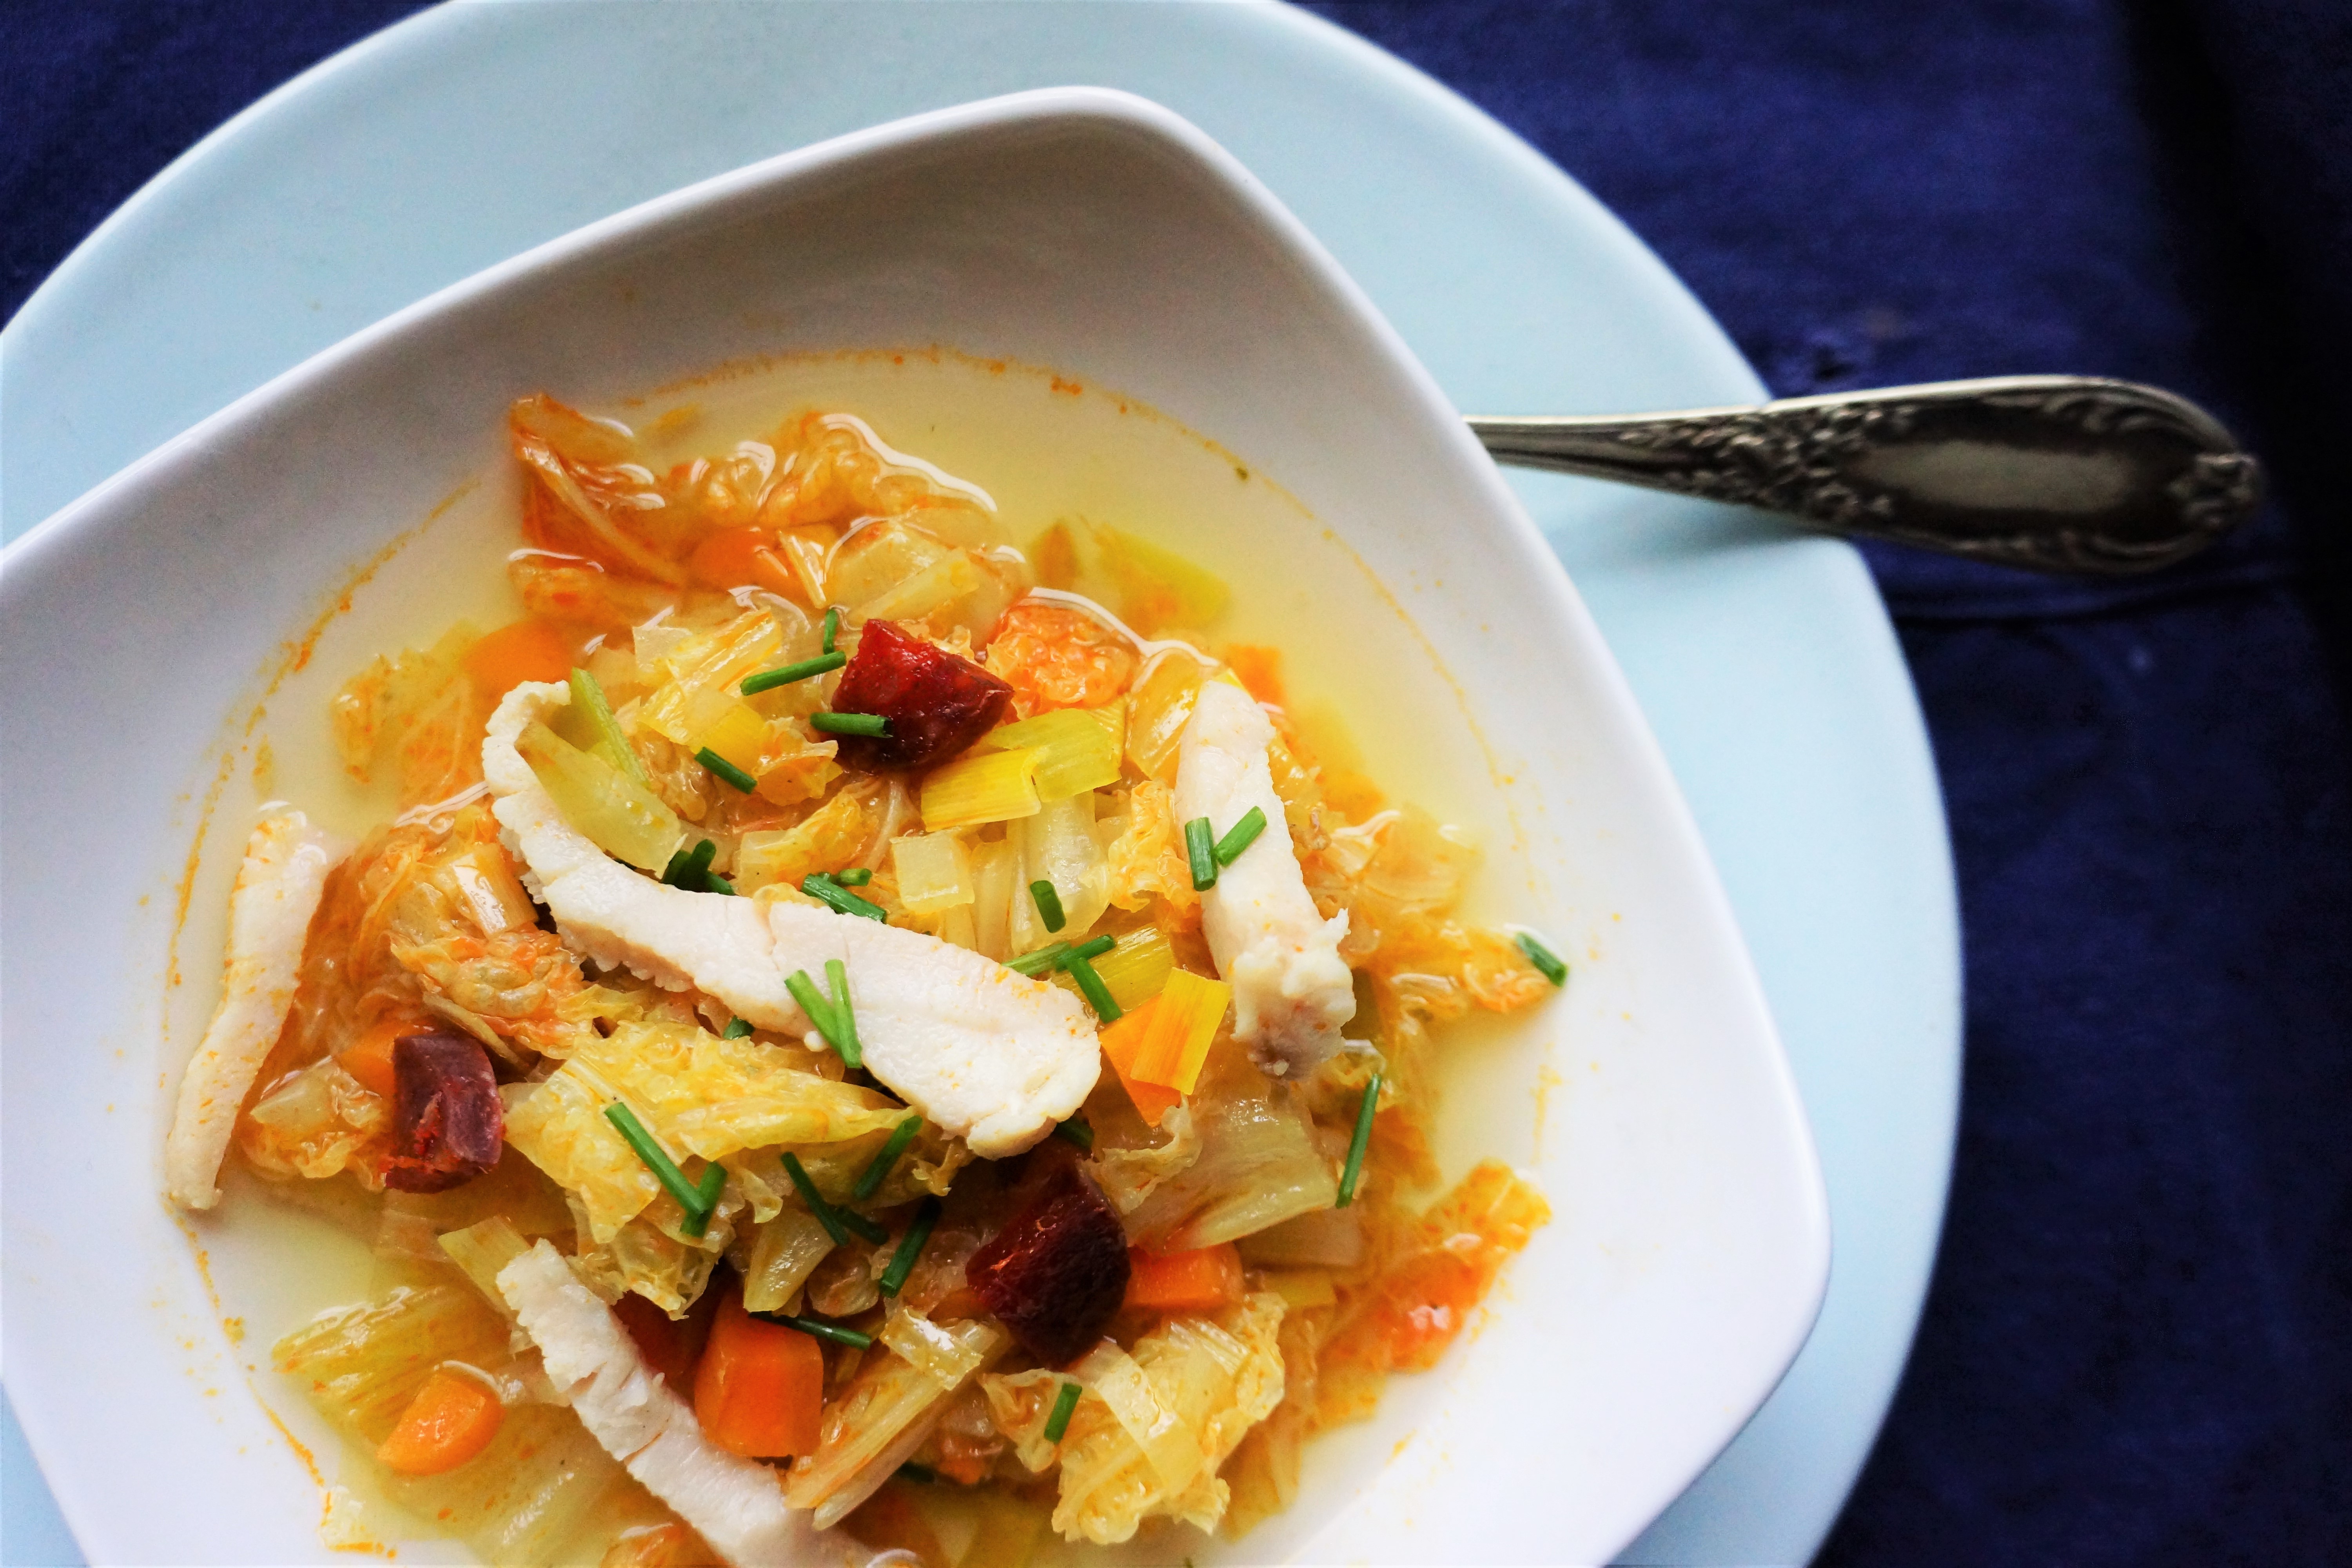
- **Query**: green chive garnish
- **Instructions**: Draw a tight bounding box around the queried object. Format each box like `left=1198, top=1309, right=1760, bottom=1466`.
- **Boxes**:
left=660, top=846, right=693, bottom=885
left=740, top=649, right=847, bottom=695
left=1006, top=941, right=1072, bottom=977
left=1515, top=930, right=1569, bottom=987
left=855, top=1116, right=924, bottom=1201
left=1066, top=952, right=1120, bottom=1022
left=801, top=873, right=889, bottom=921
left=766, top=1314, right=874, bottom=1351
left=840, top=1208, right=890, bottom=1245
left=781, top=1151, right=849, bottom=1246
left=1213, top=806, right=1267, bottom=865
left=1052, top=1116, right=1095, bottom=1153
left=785, top=969, right=840, bottom=1052
left=822, top=607, right=840, bottom=654
left=604, top=1103, right=712, bottom=1221
left=1030, top=879, right=1067, bottom=933
left=1185, top=816, right=1218, bottom=891
left=679, top=1161, right=728, bottom=1239
left=831, top=866, right=873, bottom=887
left=665, top=838, right=718, bottom=890
left=1070, top=934, right=1114, bottom=963
left=704, top=871, right=735, bottom=895
left=825, top=958, right=863, bottom=1070
left=811, top=712, right=889, bottom=737
left=1043, top=1379, right=1083, bottom=1443
left=1336, top=1071, right=1381, bottom=1207
left=696, top=747, right=757, bottom=793
left=722, top=1017, right=752, bottom=1039
left=878, top=1197, right=942, bottom=1298
left=570, top=668, right=652, bottom=788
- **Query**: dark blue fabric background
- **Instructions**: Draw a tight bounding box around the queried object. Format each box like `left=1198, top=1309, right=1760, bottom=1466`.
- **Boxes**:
left=6, top=3, right=2348, bottom=1563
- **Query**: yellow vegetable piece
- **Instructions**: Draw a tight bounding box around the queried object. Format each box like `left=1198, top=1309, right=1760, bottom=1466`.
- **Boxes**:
left=920, top=747, right=1042, bottom=831
left=1054, top=924, right=1175, bottom=1012
left=980, top=703, right=1125, bottom=801
left=691, top=699, right=771, bottom=775
left=1131, top=969, right=1232, bottom=1094
left=853, top=548, right=982, bottom=623
left=891, top=833, right=974, bottom=914
left=1126, top=656, right=1205, bottom=784
left=514, top=719, right=685, bottom=872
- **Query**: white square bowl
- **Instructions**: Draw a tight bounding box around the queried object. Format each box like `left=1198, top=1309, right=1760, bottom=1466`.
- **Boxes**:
left=0, top=88, right=1826, bottom=1566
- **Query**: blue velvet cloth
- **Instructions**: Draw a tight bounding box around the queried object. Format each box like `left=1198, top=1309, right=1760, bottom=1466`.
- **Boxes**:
left=7, top=4, right=2349, bottom=1564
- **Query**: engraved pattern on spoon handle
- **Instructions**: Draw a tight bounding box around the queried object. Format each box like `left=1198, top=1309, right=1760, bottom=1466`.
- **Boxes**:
left=1469, top=375, right=2263, bottom=574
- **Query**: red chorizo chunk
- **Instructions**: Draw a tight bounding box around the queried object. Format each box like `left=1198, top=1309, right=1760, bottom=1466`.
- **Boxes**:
left=831, top=619, right=1013, bottom=771
left=966, top=1164, right=1131, bottom=1365
left=381, top=1031, right=504, bottom=1193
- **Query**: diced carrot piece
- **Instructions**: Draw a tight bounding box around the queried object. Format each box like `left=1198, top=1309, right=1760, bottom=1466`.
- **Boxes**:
left=376, top=1367, right=505, bottom=1476
left=462, top=619, right=574, bottom=698
left=1124, top=1243, right=1244, bottom=1314
left=336, top=1016, right=416, bottom=1098
left=688, top=527, right=800, bottom=596
left=693, top=1287, right=824, bottom=1458
left=1099, top=1004, right=1182, bottom=1126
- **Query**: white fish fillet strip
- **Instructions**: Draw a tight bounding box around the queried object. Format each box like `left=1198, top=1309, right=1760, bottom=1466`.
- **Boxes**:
left=165, top=810, right=349, bottom=1209
left=1173, top=681, right=1355, bottom=1076
left=498, top=1242, right=853, bottom=1568
left=483, top=683, right=1098, bottom=1157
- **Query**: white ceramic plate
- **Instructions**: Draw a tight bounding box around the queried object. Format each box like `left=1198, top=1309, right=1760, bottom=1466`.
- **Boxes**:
left=0, top=5, right=1960, bottom=1564
left=1, top=89, right=1826, bottom=1566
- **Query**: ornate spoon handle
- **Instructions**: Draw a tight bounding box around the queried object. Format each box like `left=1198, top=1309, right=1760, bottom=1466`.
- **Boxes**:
left=1468, top=375, right=2261, bottom=573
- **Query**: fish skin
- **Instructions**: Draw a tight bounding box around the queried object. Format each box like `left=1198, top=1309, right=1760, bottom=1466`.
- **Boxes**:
left=484, top=682, right=1098, bottom=1156
left=498, top=1241, right=853, bottom=1568
left=1173, top=681, right=1355, bottom=1076
left=166, top=810, right=350, bottom=1210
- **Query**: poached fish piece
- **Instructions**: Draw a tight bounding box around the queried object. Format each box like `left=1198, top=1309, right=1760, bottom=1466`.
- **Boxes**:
left=483, top=683, right=1097, bottom=1157
left=165, top=810, right=350, bottom=1210
left=1173, top=681, right=1355, bottom=1076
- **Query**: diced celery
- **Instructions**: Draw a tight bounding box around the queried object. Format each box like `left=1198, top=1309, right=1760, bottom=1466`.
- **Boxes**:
left=969, top=836, right=1018, bottom=959
left=1126, top=656, right=1205, bottom=783
left=691, top=698, right=770, bottom=774
left=271, top=1283, right=514, bottom=1443
left=1011, top=792, right=1108, bottom=952
left=786, top=1318, right=1006, bottom=1527
left=515, top=720, right=685, bottom=872
left=920, top=747, right=1041, bottom=831
left=854, top=548, right=983, bottom=623
left=438, top=1215, right=531, bottom=1316
left=981, top=704, right=1123, bottom=801
left=636, top=610, right=782, bottom=745
left=891, top=832, right=974, bottom=914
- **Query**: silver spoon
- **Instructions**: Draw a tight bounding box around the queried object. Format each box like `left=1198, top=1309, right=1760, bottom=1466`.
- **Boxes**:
left=1469, top=375, right=2261, bottom=574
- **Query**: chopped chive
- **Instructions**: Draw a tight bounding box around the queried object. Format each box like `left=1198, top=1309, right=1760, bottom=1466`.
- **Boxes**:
left=801, top=872, right=889, bottom=921
left=1184, top=816, right=1218, bottom=891
left=785, top=969, right=840, bottom=1051
left=604, top=1103, right=712, bottom=1220
left=1515, top=930, right=1569, bottom=987
left=703, top=871, right=736, bottom=895
left=822, top=606, right=840, bottom=654
left=1065, top=953, right=1120, bottom=1022
left=1052, top=1116, right=1095, bottom=1153
left=811, top=712, right=890, bottom=737
left=840, top=1207, right=890, bottom=1245
left=696, top=747, right=758, bottom=793
left=679, top=1162, right=728, bottom=1239
left=1336, top=1071, right=1382, bottom=1208
left=781, top=1151, right=849, bottom=1246
left=825, top=958, right=863, bottom=1070
left=739, top=649, right=847, bottom=695
left=1070, top=934, right=1114, bottom=963
left=1212, top=806, right=1267, bottom=865
left=766, top=1314, right=874, bottom=1351
left=879, top=1197, right=942, bottom=1298
left=831, top=866, right=873, bottom=887
left=897, top=1462, right=939, bottom=1485
left=1005, top=941, right=1071, bottom=977
left=855, top=1116, right=924, bottom=1201
left=665, top=838, right=718, bottom=889
left=722, top=1017, right=753, bottom=1039
left=1043, top=1379, right=1083, bottom=1444
left=1029, top=879, right=1067, bottom=933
